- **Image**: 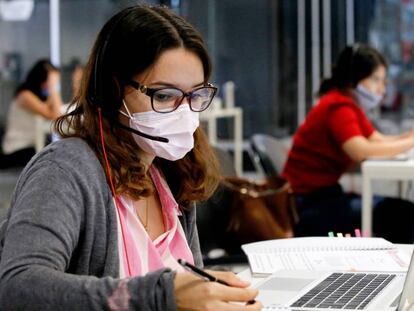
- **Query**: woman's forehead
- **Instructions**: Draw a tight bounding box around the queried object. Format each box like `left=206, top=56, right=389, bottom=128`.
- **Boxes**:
left=134, top=48, right=204, bottom=88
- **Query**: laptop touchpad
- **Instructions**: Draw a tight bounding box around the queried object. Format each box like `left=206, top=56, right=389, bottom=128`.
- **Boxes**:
left=258, top=277, right=315, bottom=292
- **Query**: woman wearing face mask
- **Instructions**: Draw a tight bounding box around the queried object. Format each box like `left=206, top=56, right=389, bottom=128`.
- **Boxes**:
left=282, top=44, right=414, bottom=240
left=0, top=59, right=63, bottom=168
left=0, top=5, right=260, bottom=311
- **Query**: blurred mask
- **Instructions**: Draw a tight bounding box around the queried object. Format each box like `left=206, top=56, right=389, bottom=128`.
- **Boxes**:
left=353, top=84, right=383, bottom=111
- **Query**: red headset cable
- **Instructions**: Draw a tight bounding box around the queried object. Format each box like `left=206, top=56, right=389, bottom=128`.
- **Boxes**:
left=98, top=107, right=132, bottom=276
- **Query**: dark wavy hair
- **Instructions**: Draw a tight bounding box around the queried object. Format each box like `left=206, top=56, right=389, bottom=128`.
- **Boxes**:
left=55, top=4, right=220, bottom=207
left=15, top=59, right=58, bottom=101
left=318, top=43, right=387, bottom=96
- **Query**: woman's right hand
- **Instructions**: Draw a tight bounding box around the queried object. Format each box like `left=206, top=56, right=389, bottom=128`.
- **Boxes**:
left=174, top=271, right=262, bottom=311
left=46, top=71, right=61, bottom=93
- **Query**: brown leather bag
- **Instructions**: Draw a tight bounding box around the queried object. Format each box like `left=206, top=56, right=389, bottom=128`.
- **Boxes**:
left=221, top=176, right=298, bottom=246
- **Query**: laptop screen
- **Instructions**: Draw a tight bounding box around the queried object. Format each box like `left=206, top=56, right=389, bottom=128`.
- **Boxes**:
left=398, top=250, right=414, bottom=311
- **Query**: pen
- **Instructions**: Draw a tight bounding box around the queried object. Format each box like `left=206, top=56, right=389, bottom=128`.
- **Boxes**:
left=177, top=259, right=256, bottom=305
left=178, top=258, right=228, bottom=285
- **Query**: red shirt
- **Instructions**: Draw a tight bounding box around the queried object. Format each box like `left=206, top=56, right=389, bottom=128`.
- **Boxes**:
left=282, top=90, right=375, bottom=194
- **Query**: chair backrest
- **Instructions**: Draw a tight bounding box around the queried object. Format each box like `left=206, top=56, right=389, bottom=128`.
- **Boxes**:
left=250, top=134, right=289, bottom=178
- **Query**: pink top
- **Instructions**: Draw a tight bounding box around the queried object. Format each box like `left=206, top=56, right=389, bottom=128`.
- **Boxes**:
left=114, top=165, right=194, bottom=278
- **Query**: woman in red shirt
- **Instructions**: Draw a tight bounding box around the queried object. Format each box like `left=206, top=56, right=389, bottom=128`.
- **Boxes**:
left=283, top=44, right=414, bottom=241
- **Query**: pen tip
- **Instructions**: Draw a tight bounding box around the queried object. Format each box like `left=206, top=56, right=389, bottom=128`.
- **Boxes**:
left=178, top=259, right=184, bottom=264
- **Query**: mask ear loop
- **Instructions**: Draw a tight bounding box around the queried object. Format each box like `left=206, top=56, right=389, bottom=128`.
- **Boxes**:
left=123, top=99, right=133, bottom=117
left=119, top=99, right=133, bottom=119
left=98, top=107, right=132, bottom=276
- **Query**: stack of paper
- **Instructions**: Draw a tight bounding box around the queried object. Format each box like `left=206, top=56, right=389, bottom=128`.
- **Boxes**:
left=242, top=237, right=410, bottom=276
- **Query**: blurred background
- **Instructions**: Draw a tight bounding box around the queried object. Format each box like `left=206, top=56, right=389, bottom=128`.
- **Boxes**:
left=1, top=0, right=413, bottom=138
left=0, top=0, right=413, bottom=211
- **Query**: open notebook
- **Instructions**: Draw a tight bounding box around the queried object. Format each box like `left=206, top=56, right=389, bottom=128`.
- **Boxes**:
left=242, top=237, right=410, bottom=276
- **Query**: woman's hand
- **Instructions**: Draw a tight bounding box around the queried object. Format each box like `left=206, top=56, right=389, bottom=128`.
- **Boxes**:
left=174, top=270, right=262, bottom=311
left=46, top=71, right=61, bottom=93
left=407, top=128, right=414, bottom=139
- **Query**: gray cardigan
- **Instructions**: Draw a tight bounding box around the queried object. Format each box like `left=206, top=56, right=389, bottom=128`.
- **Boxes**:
left=0, top=137, right=203, bottom=310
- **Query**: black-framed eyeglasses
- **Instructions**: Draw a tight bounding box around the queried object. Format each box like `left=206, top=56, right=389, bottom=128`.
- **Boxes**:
left=128, top=80, right=218, bottom=113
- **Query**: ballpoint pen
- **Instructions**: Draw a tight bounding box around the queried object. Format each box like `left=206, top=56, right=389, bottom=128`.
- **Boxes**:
left=177, top=258, right=256, bottom=305
left=178, top=258, right=229, bottom=285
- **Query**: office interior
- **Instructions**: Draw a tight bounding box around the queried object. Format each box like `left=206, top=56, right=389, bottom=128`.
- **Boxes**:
left=0, top=0, right=413, bottom=268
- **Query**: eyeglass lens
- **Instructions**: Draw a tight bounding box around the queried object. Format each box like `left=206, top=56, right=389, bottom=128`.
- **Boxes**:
left=152, top=87, right=215, bottom=112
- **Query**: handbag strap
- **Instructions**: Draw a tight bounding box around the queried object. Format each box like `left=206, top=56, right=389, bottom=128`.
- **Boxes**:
left=221, top=177, right=289, bottom=198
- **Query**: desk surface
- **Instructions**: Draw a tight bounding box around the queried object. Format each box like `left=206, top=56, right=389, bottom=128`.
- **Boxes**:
left=361, top=159, right=414, bottom=235
left=362, top=159, right=414, bottom=179
left=199, top=107, right=242, bottom=119
left=238, top=244, right=414, bottom=287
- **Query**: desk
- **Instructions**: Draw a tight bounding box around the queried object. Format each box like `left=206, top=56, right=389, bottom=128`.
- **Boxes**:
left=362, top=160, right=414, bottom=237
left=238, top=244, right=414, bottom=287
left=200, top=107, right=243, bottom=176
left=238, top=244, right=413, bottom=310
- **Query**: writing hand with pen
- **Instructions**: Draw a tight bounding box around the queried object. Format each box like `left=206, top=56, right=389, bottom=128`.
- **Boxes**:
left=174, top=259, right=262, bottom=310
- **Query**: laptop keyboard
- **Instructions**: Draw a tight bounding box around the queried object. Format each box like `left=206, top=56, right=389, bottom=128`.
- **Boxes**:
left=290, top=272, right=396, bottom=309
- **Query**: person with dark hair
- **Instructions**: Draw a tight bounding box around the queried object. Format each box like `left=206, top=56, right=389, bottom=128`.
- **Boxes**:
left=283, top=44, right=414, bottom=240
left=0, top=59, right=62, bottom=168
left=0, top=5, right=260, bottom=311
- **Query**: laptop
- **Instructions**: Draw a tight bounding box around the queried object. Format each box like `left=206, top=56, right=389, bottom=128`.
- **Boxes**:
left=254, top=250, right=414, bottom=310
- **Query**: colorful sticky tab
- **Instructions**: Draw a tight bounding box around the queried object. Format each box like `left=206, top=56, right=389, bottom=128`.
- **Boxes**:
left=354, top=228, right=361, bottom=238
left=337, top=232, right=343, bottom=237
left=328, top=231, right=334, bottom=237
left=345, top=233, right=351, bottom=238
left=363, top=230, right=369, bottom=237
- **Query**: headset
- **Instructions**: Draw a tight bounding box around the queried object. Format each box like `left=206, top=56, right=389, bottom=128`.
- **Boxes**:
left=94, top=6, right=170, bottom=278
left=92, top=7, right=168, bottom=143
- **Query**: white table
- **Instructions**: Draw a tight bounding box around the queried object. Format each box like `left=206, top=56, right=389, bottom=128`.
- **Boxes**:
left=200, top=107, right=243, bottom=176
left=238, top=244, right=414, bottom=286
left=362, top=159, right=414, bottom=236
left=237, top=244, right=413, bottom=310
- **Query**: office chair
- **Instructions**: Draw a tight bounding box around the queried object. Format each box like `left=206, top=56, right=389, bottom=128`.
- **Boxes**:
left=250, top=133, right=289, bottom=178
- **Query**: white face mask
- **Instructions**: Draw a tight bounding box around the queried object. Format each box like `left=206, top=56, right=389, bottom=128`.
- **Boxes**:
left=120, top=101, right=199, bottom=161
left=353, top=84, right=383, bottom=111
